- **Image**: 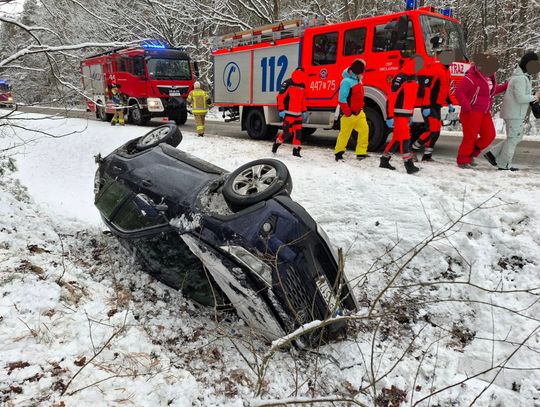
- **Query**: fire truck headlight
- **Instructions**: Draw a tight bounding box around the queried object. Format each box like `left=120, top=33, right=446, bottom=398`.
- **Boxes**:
left=147, top=98, right=164, bottom=112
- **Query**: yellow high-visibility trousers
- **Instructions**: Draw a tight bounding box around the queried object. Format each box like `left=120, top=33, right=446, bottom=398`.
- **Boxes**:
left=334, top=110, right=369, bottom=155
left=194, top=113, right=206, bottom=136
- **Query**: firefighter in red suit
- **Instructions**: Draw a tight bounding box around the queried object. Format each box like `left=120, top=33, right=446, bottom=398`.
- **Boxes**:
left=272, top=67, right=307, bottom=157
left=411, top=50, right=455, bottom=161
left=380, top=55, right=424, bottom=174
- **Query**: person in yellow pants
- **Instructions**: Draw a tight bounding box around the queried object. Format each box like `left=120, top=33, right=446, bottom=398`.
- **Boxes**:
left=186, top=81, right=212, bottom=137
left=334, top=59, right=369, bottom=161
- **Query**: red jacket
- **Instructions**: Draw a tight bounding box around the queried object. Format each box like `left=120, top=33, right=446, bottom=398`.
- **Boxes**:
left=388, top=73, right=418, bottom=118
left=455, top=66, right=508, bottom=113
left=338, top=68, right=365, bottom=116
left=419, top=62, right=452, bottom=107
left=277, top=70, right=306, bottom=116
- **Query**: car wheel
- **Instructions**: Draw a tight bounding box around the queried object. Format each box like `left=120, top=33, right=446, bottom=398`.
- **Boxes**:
left=223, top=159, right=292, bottom=211
left=301, top=127, right=317, bottom=143
left=245, top=108, right=277, bottom=140
left=135, top=124, right=182, bottom=150
left=130, top=104, right=150, bottom=126
left=174, top=109, right=188, bottom=125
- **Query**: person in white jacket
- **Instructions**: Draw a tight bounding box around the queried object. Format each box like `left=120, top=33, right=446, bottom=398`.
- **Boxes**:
left=484, top=51, right=540, bottom=171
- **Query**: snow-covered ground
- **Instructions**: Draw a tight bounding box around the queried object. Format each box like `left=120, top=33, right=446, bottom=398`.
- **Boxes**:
left=1, top=111, right=540, bottom=406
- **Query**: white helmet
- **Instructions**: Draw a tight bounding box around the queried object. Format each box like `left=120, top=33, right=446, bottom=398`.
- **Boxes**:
left=194, top=81, right=201, bottom=89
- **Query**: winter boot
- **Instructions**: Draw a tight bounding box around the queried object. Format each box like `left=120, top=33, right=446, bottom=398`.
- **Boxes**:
left=483, top=151, right=497, bottom=167
left=356, top=154, right=370, bottom=160
left=421, top=153, right=434, bottom=162
left=271, top=141, right=282, bottom=154
left=379, top=155, right=396, bottom=170
left=292, top=147, right=302, bottom=157
left=335, top=151, right=345, bottom=161
left=404, top=158, right=420, bottom=174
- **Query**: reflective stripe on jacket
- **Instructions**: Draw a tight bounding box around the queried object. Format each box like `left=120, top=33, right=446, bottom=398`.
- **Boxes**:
left=187, top=89, right=210, bottom=114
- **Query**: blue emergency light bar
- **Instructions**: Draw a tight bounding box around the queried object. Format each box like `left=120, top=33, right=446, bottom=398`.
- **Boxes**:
left=405, top=0, right=418, bottom=10
left=142, top=41, right=167, bottom=49
left=440, top=8, right=454, bottom=17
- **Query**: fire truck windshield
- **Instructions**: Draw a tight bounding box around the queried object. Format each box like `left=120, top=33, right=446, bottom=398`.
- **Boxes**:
left=420, top=15, right=466, bottom=57
left=146, top=58, right=191, bottom=80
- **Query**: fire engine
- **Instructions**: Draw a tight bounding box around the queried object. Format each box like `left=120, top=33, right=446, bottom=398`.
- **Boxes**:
left=81, top=43, right=198, bottom=125
left=0, top=79, right=14, bottom=107
left=212, top=5, right=469, bottom=150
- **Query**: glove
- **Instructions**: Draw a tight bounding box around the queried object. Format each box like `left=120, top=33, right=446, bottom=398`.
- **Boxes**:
left=386, top=118, right=394, bottom=128
left=278, top=111, right=285, bottom=119
left=422, top=108, right=431, bottom=117
left=302, top=112, right=308, bottom=122
left=448, top=104, right=455, bottom=113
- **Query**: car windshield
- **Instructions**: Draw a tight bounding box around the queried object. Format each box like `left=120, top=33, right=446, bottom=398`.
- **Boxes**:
left=146, top=58, right=191, bottom=80
left=420, top=15, right=466, bottom=57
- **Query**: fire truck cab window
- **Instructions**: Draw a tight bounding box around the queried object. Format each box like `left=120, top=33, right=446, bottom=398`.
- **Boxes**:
left=146, top=59, right=191, bottom=80
left=372, top=21, right=415, bottom=54
left=133, top=56, right=145, bottom=76
left=420, top=15, right=466, bottom=56
left=343, top=28, right=366, bottom=56
left=312, top=32, right=339, bottom=65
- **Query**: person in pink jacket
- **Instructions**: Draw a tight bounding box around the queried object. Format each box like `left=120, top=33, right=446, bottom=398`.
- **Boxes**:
left=455, top=54, right=508, bottom=168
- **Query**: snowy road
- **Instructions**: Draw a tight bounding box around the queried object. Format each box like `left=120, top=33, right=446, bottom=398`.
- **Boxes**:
left=15, top=105, right=540, bottom=168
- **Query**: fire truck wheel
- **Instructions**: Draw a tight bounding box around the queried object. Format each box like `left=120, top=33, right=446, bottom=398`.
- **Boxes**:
left=174, top=109, right=188, bottom=125
left=222, top=159, right=292, bottom=212
left=130, top=104, right=150, bottom=126
left=301, top=127, right=317, bottom=142
left=245, top=108, right=277, bottom=140
left=96, top=103, right=113, bottom=122
left=135, top=124, right=182, bottom=151
left=364, top=106, right=386, bottom=151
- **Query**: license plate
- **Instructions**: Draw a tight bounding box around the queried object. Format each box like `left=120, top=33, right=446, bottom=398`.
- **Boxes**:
left=170, top=91, right=181, bottom=96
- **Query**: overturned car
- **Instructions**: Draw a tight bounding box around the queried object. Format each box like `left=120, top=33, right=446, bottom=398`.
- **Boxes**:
left=93, top=124, right=358, bottom=344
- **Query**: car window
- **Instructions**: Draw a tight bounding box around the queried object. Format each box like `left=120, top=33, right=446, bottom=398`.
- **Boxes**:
left=312, top=32, right=339, bottom=65
left=343, top=28, right=366, bottom=56
left=130, top=232, right=222, bottom=306
left=95, top=181, right=131, bottom=219
left=372, top=20, right=416, bottom=54
left=112, top=199, right=167, bottom=231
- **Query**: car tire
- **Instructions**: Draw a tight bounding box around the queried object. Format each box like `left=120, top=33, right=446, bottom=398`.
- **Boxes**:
left=135, top=124, right=182, bottom=151
left=223, top=159, right=293, bottom=211
left=245, top=108, right=277, bottom=140
left=174, top=109, right=188, bottom=125
left=301, top=127, right=317, bottom=143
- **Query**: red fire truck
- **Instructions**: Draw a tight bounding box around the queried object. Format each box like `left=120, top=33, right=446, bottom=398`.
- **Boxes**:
left=0, top=80, right=14, bottom=107
left=212, top=6, right=469, bottom=150
left=81, top=44, right=198, bottom=125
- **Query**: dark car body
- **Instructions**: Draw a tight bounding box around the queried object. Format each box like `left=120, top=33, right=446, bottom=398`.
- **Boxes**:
left=94, top=126, right=358, bottom=344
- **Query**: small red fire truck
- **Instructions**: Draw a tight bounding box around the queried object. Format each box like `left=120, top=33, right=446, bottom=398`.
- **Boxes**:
left=0, top=80, right=14, bottom=107
left=212, top=5, right=469, bottom=150
left=81, top=44, right=198, bottom=125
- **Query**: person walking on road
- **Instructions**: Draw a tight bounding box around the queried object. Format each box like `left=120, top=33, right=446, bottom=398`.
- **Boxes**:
left=110, top=84, right=126, bottom=126
left=484, top=51, right=540, bottom=171
left=454, top=53, right=508, bottom=168
left=186, top=81, right=212, bottom=137
left=272, top=67, right=307, bottom=157
left=380, top=55, right=423, bottom=174
left=333, top=59, right=369, bottom=161
left=411, top=49, right=455, bottom=162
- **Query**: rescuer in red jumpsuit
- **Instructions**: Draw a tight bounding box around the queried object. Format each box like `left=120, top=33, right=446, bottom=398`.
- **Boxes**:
left=380, top=55, right=424, bottom=174
left=411, top=49, right=455, bottom=162
left=272, top=68, right=308, bottom=157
